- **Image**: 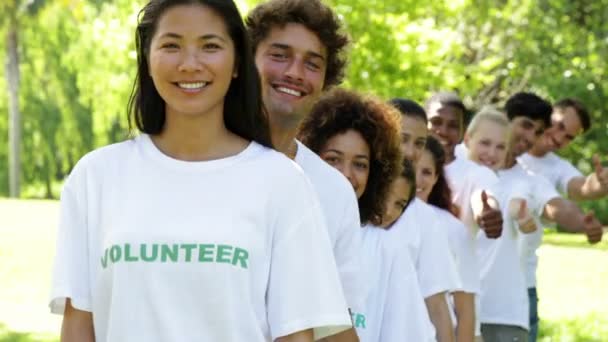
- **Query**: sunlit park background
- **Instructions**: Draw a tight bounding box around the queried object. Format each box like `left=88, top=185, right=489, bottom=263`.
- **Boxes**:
left=1, top=0, right=607, bottom=340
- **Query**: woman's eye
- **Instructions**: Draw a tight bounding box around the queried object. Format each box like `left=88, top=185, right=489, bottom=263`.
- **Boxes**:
left=203, top=43, right=221, bottom=50
left=355, top=162, right=368, bottom=170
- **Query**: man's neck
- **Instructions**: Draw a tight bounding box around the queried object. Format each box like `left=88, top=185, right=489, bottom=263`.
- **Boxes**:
left=529, top=144, right=549, bottom=157
left=445, top=149, right=456, bottom=164
left=270, top=121, right=299, bottom=160
left=504, top=152, right=517, bottom=169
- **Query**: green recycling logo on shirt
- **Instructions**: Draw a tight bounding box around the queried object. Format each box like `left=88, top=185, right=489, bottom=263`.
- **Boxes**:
left=101, top=243, right=249, bottom=269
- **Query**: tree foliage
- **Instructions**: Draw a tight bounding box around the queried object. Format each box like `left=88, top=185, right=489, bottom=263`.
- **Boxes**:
left=0, top=0, right=607, bottom=217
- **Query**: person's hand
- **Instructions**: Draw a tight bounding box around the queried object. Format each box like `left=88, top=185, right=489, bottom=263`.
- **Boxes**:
left=593, top=154, right=608, bottom=190
left=583, top=211, right=603, bottom=244
left=515, top=199, right=538, bottom=234
left=477, top=190, right=503, bottom=239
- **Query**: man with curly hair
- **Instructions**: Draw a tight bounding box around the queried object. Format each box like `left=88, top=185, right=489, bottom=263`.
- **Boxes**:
left=247, top=1, right=362, bottom=341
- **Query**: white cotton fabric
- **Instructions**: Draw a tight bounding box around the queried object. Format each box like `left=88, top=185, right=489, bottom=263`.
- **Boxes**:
left=295, top=140, right=365, bottom=311
left=355, top=224, right=435, bottom=342
left=50, top=134, right=352, bottom=342
left=518, top=152, right=583, bottom=195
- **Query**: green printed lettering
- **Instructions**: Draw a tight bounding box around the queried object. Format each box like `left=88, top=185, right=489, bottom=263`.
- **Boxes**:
left=140, top=244, right=158, bottom=262
left=101, top=248, right=109, bottom=268
left=161, top=244, right=179, bottom=262
left=181, top=244, right=197, bottom=262
left=216, top=245, right=233, bottom=264
left=198, top=244, right=215, bottom=262
left=110, top=245, right=122, bottom=263
left=355, top=314, right=366, bottom=329
left=232, top=247, right=249, bottom=269
left=124, top=243, right=139, bottom=262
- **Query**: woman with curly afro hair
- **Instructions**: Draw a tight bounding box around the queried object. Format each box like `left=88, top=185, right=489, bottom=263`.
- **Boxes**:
left=298, top=88, right=402, bottom=226
left=298, top=88, right=435, bottom=341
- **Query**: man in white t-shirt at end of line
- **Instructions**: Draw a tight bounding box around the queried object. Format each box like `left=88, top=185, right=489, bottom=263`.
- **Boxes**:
left=247, top=1, right=363, bottom=341
left=519, top=98, right=608, bottom=201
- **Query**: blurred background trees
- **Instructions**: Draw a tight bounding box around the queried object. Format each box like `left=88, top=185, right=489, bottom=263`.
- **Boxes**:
left=1, top=0, right=606, bottom=217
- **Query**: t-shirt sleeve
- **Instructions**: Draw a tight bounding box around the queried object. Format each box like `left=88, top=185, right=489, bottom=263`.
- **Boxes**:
left=49, top=161, right=92, bottom=314
left=380, top=249, right=435, bottom=342
left=449, top=218, right=480, bottom=294
left=556, top=157, right=583, bottom=194
left=417, top=218, right=461, bottom=298
left=267, top=176, right=352, bottom=340
left=333, top=189, right=366, bottom=312
left=532, top=175, right=561, bottom=214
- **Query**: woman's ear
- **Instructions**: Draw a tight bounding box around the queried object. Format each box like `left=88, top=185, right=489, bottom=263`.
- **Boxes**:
left=463, top=133, right=470, bottom=147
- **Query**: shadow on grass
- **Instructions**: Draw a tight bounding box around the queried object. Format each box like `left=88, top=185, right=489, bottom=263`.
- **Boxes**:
left=539, top=313, right=608, bottom=342
left=0, top=324, right=57, bottom=342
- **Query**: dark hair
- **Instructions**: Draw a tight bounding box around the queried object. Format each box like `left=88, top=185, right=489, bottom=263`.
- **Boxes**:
left=298, top=88, right=403, bottom=226
left=425, top=91, right=467, bottom=114
left=504, top=92, right=552, bottom=128
left=400, top=158, right=417, bottom=208
left=423, top=136, right=459, bottom=217
left=128, top=0, right=272, bottom=147
left=554, top=98, right=591, bottom=133
left=389, top=98, right=427, bottom=124
left=246, top=0, right=349, bottom=89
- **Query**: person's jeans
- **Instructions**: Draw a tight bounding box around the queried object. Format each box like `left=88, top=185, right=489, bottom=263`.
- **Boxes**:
left=528, top=287, right=539, bottom=342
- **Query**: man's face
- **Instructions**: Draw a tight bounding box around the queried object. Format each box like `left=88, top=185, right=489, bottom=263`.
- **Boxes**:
left=509, top=116, right=545, bottom=157
left=542, top=106, right=584, bottom=152
left=254, top=23, right=327, bottom=126
left=427, top=102, right=463, bottom=158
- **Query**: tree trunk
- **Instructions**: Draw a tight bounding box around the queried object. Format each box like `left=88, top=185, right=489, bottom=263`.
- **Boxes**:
left=6, top=19, right=21, bottom=198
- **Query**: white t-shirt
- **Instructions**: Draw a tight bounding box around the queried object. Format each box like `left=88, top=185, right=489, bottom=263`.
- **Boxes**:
left=477, top=163, right=553, bottom=330
left=295, top=141, right=365, bottom=311
left=385, top=199, right=461, bottom=298
left=454, top=142, right=467, bottom=160
left=444, top=151, right=497, bottom=335
left=428, top=205, right=480, bottom=295
left=502, top=164, right=560, bottom=288
left=354, top=225, right=435, bottom=342
left=50, top=135, right=352, bottom=342
left=518, top=152, right=583, bottom=195
left=444, top=156, right=499, bottom=236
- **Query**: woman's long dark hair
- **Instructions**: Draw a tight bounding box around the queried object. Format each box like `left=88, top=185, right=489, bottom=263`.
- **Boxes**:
left=424, top=136, right=459, bottom=217
left=127, top=0, right=272, bottom=147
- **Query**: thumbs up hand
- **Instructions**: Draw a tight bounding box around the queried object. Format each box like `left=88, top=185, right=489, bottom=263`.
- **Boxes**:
left=512, top=199, right=538, bottom=234
left=477, top=190, right=504, bottom=239
left=593, top=155, right=608, bottom=190
left=582, top=211, right=603, bottom=244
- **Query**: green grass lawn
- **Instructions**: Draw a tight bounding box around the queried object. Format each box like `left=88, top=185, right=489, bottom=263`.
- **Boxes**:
left=0, top=199, right=606, bottom=341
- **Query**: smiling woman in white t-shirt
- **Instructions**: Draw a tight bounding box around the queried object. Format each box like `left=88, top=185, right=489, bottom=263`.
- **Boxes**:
left=465, top=108, right=540, bottom=342
left=416, top=135, right=480, bottom=342
left=299, top=89, right=434, bottom=341
left=50, top=1, right=352, bottom=341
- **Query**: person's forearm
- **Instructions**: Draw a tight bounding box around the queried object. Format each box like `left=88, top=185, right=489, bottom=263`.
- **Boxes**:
left=425, top=293, right=455, bottom=342
left=570, top=175, right=608, bottom=200
left=542, top=198, right=584, bottom=233
left=453, top=292, right=475, bottom=342
left=318, top=328, right=359, bottom=342
left=277, top=329, right=314, bottom=342
left=61, top=299, right=95, bottom=342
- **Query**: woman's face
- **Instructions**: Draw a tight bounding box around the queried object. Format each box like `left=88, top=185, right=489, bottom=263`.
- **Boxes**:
left=320, top=129, right=371, bottom=198
left=416, top=150, right=438, bottom=202
left=380, top=177, right=412, bottom=229
left=148, top=4, right=236, bottom=119
left=465, top=120, right=508, bottom=171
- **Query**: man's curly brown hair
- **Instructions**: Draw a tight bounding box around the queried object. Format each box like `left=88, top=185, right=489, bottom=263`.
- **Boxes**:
left=298, top=88, right=403, bottom=226
left=245, top=0, right=349, bottom=88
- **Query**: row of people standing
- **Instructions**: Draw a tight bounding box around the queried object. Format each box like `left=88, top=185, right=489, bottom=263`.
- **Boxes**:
left=49, top=0, right=605, bottom=341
